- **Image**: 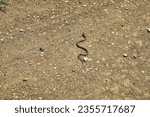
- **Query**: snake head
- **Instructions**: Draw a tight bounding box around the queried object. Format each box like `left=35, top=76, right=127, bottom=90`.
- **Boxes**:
left=82, top=33, right=86, bottom=38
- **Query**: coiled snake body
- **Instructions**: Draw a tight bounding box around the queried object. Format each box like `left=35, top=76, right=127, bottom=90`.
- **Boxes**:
left=76, top=33, right=88, bottom=64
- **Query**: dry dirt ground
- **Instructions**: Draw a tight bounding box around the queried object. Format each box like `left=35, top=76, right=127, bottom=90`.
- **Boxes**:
left=0, top=0, right=150, bottom=99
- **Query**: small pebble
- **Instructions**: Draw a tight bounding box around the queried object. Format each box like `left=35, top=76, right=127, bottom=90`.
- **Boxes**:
left=19, top=29, right=25, bottom=32
left=123, top=54, right=128, bottom=57
left=147, top=28, right=150, bottom=33
left=141, top=70, right=145, bottom=74
left=23, top=78, right=28, bottom=82
left=38, top=97, right=43, bottom=100
left=132, top=54, right=137, bottom=59
left=83, top=57, right=92, bottom=61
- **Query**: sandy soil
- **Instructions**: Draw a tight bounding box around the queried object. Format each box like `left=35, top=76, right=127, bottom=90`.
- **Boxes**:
left=0, top=0, right=150, bottom=99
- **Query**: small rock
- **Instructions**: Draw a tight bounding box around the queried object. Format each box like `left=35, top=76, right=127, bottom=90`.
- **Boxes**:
left=91, top=29, right=94, bottom=32
left=23, top=78, right=28, bottom=82
left=132, top=54, right=137, bottom=59
left=147, top=28, right=150, bottom=33
left=83, top=57, right=92, bottom=61
left=19, top=29, right=25, bottom=32
left=123, top=54, right=128, bottom=57
left=96, top=60, right=100, bottom=63
left=38, top=97, right=43, bottom=100
left=141, top=70, right=145, bottom=74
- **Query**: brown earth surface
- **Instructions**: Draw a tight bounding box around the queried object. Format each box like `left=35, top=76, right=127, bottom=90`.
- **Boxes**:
left=0, top=0, right=150, bottom=99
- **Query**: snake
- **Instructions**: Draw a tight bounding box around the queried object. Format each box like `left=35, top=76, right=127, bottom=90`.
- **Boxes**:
left=76, top=33, right=88, bottom=64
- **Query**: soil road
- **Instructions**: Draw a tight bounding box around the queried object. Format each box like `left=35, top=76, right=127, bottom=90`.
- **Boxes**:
left=0, top=0, right=150, bottom=99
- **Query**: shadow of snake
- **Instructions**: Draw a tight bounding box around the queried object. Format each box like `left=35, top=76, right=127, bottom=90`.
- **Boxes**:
left=76, top=33, right=88, bottom=64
